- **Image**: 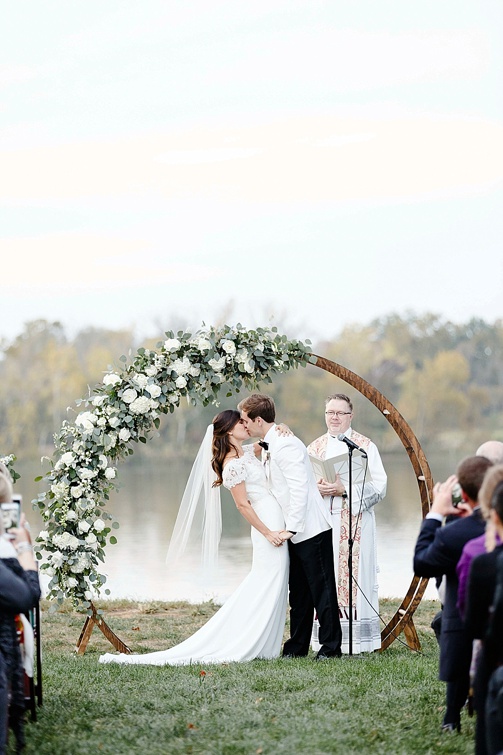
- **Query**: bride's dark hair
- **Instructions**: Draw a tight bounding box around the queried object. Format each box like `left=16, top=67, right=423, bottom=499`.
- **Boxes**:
left=211, top=409, right=241, bottom=487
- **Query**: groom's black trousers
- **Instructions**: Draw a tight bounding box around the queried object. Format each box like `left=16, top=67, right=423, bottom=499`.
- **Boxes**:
left=283, top=528, right=342, bottom=657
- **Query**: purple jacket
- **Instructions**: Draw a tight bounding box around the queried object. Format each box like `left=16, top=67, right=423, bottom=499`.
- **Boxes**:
left=457, top=532, right=502, bottom=618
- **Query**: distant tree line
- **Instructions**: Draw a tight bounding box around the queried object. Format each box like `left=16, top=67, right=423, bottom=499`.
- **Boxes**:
left=1, top=313, right=501, bottom=463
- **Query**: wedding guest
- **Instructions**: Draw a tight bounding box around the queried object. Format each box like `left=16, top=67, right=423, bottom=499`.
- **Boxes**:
left=464, top=466, right=503, bottom=755
left=413, top=455, right=492, bottom=733
left=307, top=394, right=387, bottom=654
left=0, top=470, right=40, bottom=754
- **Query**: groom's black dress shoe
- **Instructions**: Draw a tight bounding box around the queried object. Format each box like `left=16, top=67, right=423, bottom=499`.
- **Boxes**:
left=314, top=651, right=342, bottom=661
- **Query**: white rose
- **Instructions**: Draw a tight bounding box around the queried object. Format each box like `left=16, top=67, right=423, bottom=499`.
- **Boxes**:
left=244, top=360, right=254, bottom=374
left=188, top=365, right=200, bottom=377
left=195, top=337, right=211, bottom=351
left=221, top=339, right=236, bottom=355
left=105, top=468, right=116, bottom=480
left=71, top=485, right=84, bottom=499
left=164, top=338, right=181, bottom=351
left=132, top=373, right=149, bottom=390
left=75, top=412, right=97, bottom=433
left=78, top=520, right=91, bottom=534
left=50, top=551, right=66, bottom=567
left=93, top=519, right=106, bottom=532
left=171, top=357, right=191, bottom=376
left=72, top=553, right=91, bottom=572
left=67, top=577, right=78, bottom=588
left=103, top=373, right=121, bottom=386
left=51, top=481, right=68, bottom=498
left=85, top=533, right=98, bottom=550
left=145, top=366, right=157, bottom=377
left=129, top=396, right=151, bottom=415
left=175, top=376, right=187, bottom=389
left=60, top=452, right=75, bottom=467
left=98, top=455, right=108, bottom=469
left=208, top=356, right=226, bottom=372
left=92, top=395, right=105, bottom=407
left=236, top=348, right=249, bottom=363
left=66, top=511, right=78, bottom=521
left=53, top=532, right=80, bottom=551
left=146, top=384, right=162, bottom=399
left=79, top=469, right=95, bottom=480
left=122, top=388, right=138, bottom=404
left=108, top=416, right=120, bottom=428
left=119, top=428, right=131, bottom=442
left=97, top=417, right=106, bottom=427
left=169, top=394, right=179, bottom=404
left=37, top=530, right=49, bottom=541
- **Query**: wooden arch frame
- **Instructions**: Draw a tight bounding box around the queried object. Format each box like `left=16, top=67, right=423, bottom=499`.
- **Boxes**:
left=77, top=347, right=433, bottom=654
left=311, top=353, right=433, bottom=651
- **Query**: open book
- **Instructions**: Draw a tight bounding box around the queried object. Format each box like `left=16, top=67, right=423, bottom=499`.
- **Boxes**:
left=309, top=450, right=372, bottom=487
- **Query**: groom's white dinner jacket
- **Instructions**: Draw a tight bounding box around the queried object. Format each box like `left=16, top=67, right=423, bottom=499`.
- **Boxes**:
left=263, top=425, right=332, bottom=544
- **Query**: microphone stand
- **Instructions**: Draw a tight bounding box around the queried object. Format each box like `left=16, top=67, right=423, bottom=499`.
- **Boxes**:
left=347, top=445, right=355, bottom=656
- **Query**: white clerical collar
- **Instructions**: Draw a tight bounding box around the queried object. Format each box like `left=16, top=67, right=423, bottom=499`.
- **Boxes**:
left=328, top=427, right=353, bottom=440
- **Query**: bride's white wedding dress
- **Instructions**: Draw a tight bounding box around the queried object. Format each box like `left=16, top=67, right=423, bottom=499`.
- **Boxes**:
left=99, top=445, right=289, bottom=666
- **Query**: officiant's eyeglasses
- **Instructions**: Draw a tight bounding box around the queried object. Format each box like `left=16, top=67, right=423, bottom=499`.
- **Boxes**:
left=325, top=411, right=352, bottom=417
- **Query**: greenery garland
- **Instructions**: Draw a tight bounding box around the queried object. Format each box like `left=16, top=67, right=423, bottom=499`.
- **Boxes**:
left=34, top=325, right=311, bottom=608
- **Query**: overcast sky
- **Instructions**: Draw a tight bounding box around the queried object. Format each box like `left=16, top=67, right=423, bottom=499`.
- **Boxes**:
left=1, top=1, right=502, bottom=345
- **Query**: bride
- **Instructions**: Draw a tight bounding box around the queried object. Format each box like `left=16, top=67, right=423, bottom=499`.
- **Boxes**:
left=99, top=410, right=291, bottom=666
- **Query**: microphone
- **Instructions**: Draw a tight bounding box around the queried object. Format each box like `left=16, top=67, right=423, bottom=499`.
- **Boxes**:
left=337, top=434, right=367, bottom=458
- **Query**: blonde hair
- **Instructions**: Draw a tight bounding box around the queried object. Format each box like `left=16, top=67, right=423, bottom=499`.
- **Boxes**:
left=478, top=464, right=503, bottom=552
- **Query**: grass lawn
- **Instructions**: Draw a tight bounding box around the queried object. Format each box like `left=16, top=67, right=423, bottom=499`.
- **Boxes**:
left=16, top=598, right=476, bottom=755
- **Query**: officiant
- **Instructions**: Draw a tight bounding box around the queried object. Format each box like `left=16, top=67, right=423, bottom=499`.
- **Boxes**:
left=307, top=393, right=387, bottom=654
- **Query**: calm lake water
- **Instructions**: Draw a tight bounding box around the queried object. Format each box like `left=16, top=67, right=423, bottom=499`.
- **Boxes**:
left=17, top=445, right=462, bottom=605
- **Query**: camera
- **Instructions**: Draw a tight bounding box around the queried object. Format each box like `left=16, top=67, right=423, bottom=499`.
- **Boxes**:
left=1, top=494, right=22, bottom=537
left=451, top=484, right=463, bottom=508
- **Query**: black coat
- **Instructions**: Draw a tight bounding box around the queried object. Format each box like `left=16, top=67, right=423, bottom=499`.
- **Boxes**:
left=413, top=509, right=485, bottom=681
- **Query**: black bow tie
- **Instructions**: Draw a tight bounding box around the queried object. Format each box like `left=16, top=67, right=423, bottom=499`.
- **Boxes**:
left=258, top=440, right=269, bottom=450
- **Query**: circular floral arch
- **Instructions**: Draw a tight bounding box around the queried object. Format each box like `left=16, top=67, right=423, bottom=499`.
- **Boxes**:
left=35, top=325, right=431, bottom=649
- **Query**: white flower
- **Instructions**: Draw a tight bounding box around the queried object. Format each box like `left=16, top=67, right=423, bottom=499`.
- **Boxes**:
left=108, top=416, right=120, bottom=428
left=66, top=511, right=78, bottom=521
left=38, top=530, right=49, bottom=541
left=146, top=383, right=162, bottom=398
left=93, top=519, right=106, bottom=532
left=119, top=428, right=131, bottom=442
left=84, top=590, right=93, bottom=600
left=92, top=395, right=105, bottom=407
left=60, top=452, right=75, bottom=467
left=75, top=411, right=97, bottom=432
left=103, top=373, right=121, bottom=386
left=236, top=348, right=249, bottom=363
left=67, top=577, right=78, bottom=589
left=51, top=481, right=68, bottom=498
left=85, top=532, right=98, bottom=550
left=129, top=396, right=152, bottom=414
left=164, top=338, right=181, bottom=351
left=188, top=364, right=201, bottom=377
left=132, top=373, right=149, bottom=390
left=169, top=393, right=180, bottom=404
left=71, top=484, right=84, bottom=499
left=171, top=357, right=191, bottom=376
left=122, top=388, right=138, bottom=404
left=244, top=360, right=254, bottom=374
left=208, top=356, right=226, bottom=372
left=72, top=441, right=85, bottom=453
left=221, top=339, right=236, bottom=355
left=145, top=365, right=157, bottom=377
left=53, top=532, right=80, bottom=551
left=98, top=455, right=108, bottom=469
left=78, top=468, right=96, bottom=481
left=72, top=553, right=91, bottom=573
left=97, top=417, right=106, bottom=427
left=50, top=551, right=66, bottom=568
left=195, top=337, right=212, bottom=351
left=105, top=468, right=116, bottom=480
left=78, top=520, right=91, bottom=534
left=175, top=376, right=187, bottom=389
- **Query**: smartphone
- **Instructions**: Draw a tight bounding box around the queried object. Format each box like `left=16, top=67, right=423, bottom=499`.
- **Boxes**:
left=1, top=494, right=21, bottom=536
left=451, top=484, right=463, bottom=508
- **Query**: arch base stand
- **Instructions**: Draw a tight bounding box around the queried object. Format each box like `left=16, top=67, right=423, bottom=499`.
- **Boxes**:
left=75, top=602, right=131, bottom=655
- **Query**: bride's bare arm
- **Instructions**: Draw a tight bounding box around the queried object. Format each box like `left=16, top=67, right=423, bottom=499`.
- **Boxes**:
left=229, top=481, right=284, bottom=547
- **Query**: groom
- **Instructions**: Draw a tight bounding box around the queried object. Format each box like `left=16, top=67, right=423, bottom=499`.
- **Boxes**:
left=239, top=393, right=342, bottom=659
